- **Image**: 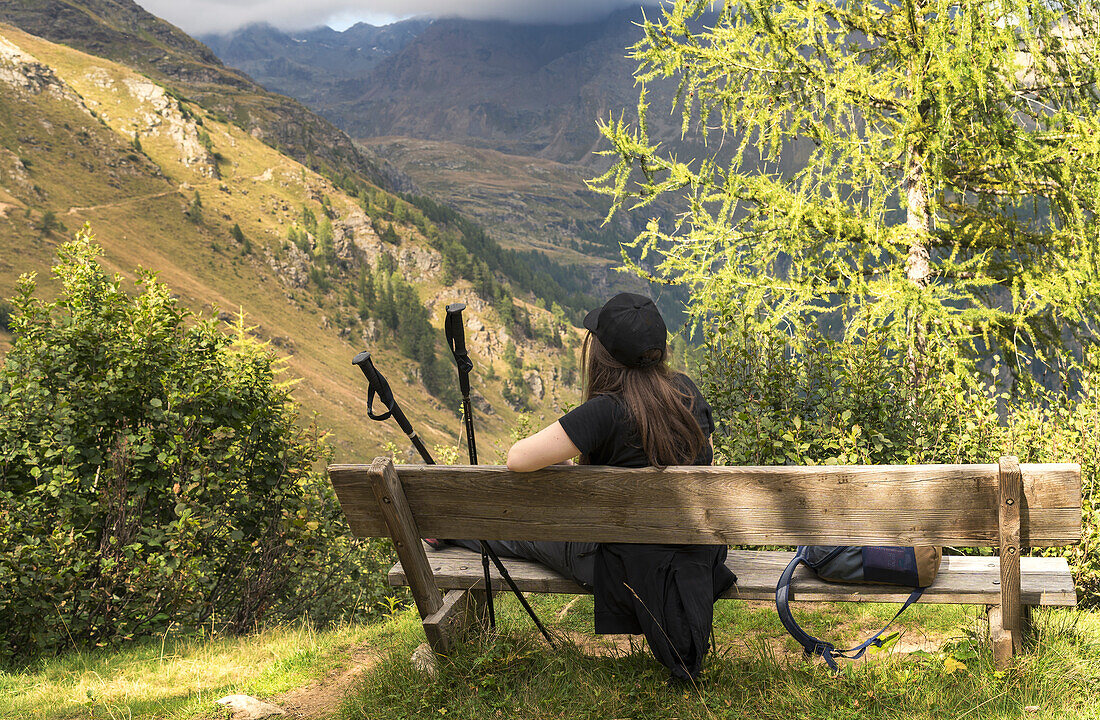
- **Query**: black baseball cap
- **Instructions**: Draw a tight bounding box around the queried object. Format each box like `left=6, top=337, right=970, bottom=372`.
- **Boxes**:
left=583, top=293, right=667, bottom=369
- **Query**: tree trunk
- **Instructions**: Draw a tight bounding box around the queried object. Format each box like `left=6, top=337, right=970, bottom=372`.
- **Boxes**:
left=906, top=142, right=932, bottom=389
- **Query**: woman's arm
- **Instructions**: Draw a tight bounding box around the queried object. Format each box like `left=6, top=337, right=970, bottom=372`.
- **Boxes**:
left=506, top=420, right=581, bottom=472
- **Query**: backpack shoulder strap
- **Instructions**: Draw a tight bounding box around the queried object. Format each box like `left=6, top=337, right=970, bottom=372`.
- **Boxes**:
left=776, top=549, right=837, bottom=664
left=776, top=549, right=925, bottom=671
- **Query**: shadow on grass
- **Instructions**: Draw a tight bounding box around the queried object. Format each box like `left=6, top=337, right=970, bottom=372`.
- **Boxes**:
left=341, top=603, right=1100, bottom=720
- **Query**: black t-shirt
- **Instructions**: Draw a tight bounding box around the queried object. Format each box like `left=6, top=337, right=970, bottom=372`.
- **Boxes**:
left=558, top=373, right=713, bottom=467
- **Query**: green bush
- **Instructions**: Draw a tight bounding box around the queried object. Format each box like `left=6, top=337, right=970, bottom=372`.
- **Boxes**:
left=703, top=327, right=1000, bottom=467
left=702, top=323, right=1100, bottom=604
left=0, top=229, right=392, bottom=660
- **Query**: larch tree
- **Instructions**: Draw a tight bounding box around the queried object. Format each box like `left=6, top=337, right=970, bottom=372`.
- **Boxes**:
left=593, top=0, right=1100, bottom=385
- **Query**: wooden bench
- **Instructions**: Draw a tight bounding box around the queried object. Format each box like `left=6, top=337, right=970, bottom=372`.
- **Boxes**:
left=329, top=456, right=1081, bottom=668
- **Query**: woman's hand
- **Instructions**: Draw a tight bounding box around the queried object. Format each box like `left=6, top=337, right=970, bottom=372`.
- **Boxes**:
left=506, top=421, right=581, bottom=472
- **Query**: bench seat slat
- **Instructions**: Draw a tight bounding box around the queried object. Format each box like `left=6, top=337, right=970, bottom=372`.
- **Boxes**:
left=390, top=546, right=1077, bottom=607
left=330, top=463, right=1081, bottom=547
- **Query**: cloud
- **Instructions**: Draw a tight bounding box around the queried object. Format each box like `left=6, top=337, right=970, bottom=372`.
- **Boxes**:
left=135, top=0, right=654, bottom=35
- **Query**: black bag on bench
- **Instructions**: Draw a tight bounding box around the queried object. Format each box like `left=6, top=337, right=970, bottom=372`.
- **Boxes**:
left=776, top=546, right=942, bottom=669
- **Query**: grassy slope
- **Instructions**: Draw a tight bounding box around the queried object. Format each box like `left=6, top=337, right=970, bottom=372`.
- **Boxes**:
left=0, top=24, right=580, bottom=459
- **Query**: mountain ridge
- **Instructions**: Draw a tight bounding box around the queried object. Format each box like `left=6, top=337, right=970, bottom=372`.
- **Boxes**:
left=204, top=9, right=675, bottom=164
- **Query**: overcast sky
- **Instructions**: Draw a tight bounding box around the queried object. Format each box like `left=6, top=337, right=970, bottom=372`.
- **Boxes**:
left=134, top=1, right=655, bottom=35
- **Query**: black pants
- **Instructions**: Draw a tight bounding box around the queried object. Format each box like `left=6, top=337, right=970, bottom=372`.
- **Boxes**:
left=448, top=539, right=598, bottom=590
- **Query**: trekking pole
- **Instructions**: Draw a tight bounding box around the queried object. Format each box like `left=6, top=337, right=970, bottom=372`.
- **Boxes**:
left=353, top=351, right=434, bottom=464
left=444, top=303, right=556, bottom=648
left=443, top=304, right=495, bottom=628
left=353, top=347, right=555, bottom=646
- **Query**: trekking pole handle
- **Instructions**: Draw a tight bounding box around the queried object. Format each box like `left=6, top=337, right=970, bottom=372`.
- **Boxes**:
left=445, top=303, right=473, bottom=395
left=444, top=303, right=478, bottom=465
left=352, top=351, right=434, bottom=465
left=352, top=351, right=393, bottom=421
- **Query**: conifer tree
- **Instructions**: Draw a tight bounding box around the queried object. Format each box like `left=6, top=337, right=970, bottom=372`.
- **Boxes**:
left=316, top=217, right=336, bottom=266
left=594, top=0, right=1100, bottom=382
left=184, top=191, right=203, bottom=224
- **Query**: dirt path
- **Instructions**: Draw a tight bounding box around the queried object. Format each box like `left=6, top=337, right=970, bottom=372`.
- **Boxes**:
left=66, top=188, right=179, bottom=215
left=273, top=642, right=382, bottom=719
left=64, top=178, right=227, bottom=216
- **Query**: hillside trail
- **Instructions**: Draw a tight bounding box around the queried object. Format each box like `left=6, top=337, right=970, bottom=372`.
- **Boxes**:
left=66, top=182, right=217, bottom=215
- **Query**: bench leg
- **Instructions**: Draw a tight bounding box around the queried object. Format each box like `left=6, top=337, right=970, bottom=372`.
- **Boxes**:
left=993, top=457, right=1025, bottom=669
left=423, top=589, right=488, bottom=655
left=988, top=604, right=1028, bottom=668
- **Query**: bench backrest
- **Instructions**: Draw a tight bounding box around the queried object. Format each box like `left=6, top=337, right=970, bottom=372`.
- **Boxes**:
left=329, top=457, right=1081, bottom=547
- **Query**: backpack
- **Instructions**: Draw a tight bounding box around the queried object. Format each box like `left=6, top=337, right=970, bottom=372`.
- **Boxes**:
left=776, top=545, right=942, bottom=669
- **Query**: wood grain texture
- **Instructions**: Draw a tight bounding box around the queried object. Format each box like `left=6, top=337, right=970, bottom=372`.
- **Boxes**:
left=989, top=605, right=1014, bottom=669
left=422, top=589, right=486, bottom=655
left=367, top=458, right=441, bottom=620
left=330, top=461, right=1082, bottom=546
left=998, top=456, right=1024, bottom=654
left=394, top=547, right=1077, bottom=606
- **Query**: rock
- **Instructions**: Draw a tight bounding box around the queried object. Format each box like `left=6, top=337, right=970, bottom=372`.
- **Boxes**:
left=502, top=379, right=527, bottom=411
left=362, top=318, right=380, bottom=343
left=0, top=36, right=90, bottom=109
left=122, top=76, right=216, bottom=177
left=411, top=642, right=438, bottom=678
left=470, top=390, right=494, bottom=416
left=215, top=695, right=285, bottom=720
left=270, top=335, right=295, bottom=351
left=523, top=370, right=544, bottom=400
left=267, top=242, right=311, bottom=289
left=397, top=244, right=441, bottom=280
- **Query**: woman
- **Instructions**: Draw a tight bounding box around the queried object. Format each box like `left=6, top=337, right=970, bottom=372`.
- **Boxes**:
left=449, top=292, right=734, bottom=682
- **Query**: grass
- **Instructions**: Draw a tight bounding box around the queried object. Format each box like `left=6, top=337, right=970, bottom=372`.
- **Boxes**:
left=347, top=596, right=1100, bottom=720
left=5, top=595, right=1100, bottom=720
left=0, top=621, right=384, bottom=720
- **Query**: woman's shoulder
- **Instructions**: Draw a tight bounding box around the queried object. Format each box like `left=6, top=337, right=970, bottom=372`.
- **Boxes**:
left=581, top=392, right=625, bottom=413
left=563, top=392, right=623, bottom=419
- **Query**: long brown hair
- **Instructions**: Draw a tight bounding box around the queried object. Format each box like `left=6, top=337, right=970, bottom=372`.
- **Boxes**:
left=581, top=332, right=705, bottom=468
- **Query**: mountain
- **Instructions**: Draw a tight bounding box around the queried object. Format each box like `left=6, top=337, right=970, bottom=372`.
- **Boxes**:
left=0, top=0, right=387, bottom=189
left=203, top=10, right=686, bottom=165
left=0, top=21, right=582, bottom=459
left=202, top=20, right=431, bottom=107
